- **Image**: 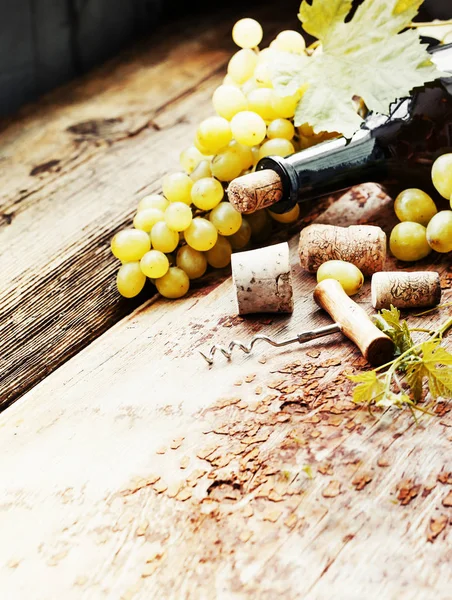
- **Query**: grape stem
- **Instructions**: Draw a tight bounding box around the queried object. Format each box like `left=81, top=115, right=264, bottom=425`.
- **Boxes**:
left=369, top=314, right=452, bottom=409
left=409, top=20, right=452, bottom=27
left=374, top=314, right=452, bottom=374
left=413, top=302, right=452, bottom=317
left=306, top=40, right=320, bottom=51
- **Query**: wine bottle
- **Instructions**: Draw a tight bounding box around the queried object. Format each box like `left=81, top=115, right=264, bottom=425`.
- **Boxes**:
left=228, top=44, right=452, bottom=215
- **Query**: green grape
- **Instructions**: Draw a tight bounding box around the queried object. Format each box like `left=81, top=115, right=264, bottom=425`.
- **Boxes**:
left=431, top=153, right=452, bottom=199
left=271, top=87, right=306, bottom=118
left=257, top=47, right=278, bottom=64
left=197, top=116, right=232, bottom=154
left=184, top=217, right=218, bottom=251
left=191, top=177, right=224, bottom=210
left=137, top=194, right=169, bottom=212
left=247, top=88, right=277, bottom=121
left=180, top=146, right=203, bottom=174
left=389, top=222, right=431, bottom=261
left=133, top=207, right=165, bottom=232
left=231, top=111, right=266, bottom=146
left=247, top=209, right=272, bottom=241
left=316, top=261, right=364, bottom=296
left=242, top=78, right=259, bottom=96
left=194, top=132, right=212, bottom=155
left=150, top=221, right=179, bottom=253
left=227, top=49, right=258, bottom=84
left=394, top=188, right=437, bottom=226
left=258, top=138, right=295, bottom=160
left=206, top=235, right=232, bottom=268
left=211, top=149, right=243, bottom=182
left=209, top=201, right=242, bottom=235
left=190, top=160, right=212, bottom=182
left=212, top=85, right=248, bottom=120
left=232, top=18, right=263, bottom=49
left=140, top=250, right=170, bottom=279
left=176, top=245, right=207, bottom=279
left=253, top=62, right=273, bottom=87
left=229, top=218, right=252, bottom=249
left=272, top=30, right=306, bottom=53
left=251, top=145, right=260, bottom=165
left=426, top=210, right=452, bottom=253
left=111, top=229, right=150, bottom=262
left=223, top=74, right=240, bottom=87
left=272, top=93, right=298, bottom=119
left=116, top=262, right=146, bottom=298
left=228, top=140, right=254, bottom=171
left=155, top=267, right=190, bottom=299
left=162, top=172, right=193, bottom=205
left=268, top=203, right=300, bottom=223
left=267, top=118, right=295, bottom=140
left=164, top=202, right=193, bottom=232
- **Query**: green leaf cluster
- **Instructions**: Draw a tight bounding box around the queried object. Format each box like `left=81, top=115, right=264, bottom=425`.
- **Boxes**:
left=348, top=305, right=452, bottom=412
left=271, top=0, right=444, bottom=137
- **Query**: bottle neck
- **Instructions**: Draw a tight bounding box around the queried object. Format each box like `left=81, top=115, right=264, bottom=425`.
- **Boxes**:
left=256, top=43, right=452, bottom=214
left=257, top=132, right=389, bottom=213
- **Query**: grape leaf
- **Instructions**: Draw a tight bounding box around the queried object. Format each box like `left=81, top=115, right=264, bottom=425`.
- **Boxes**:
left=348, top=370, right=413, bottom=407
left=406, top=340, right=452, bottom=400
left=374, top=305, right=413, bottom=355
left=272, top=0, right=444, bottom=137
left=377, top=391, right=412, bottom=408
left=270, top=51, right=307, bottom=96
left=349, top=371, right=385, bottom=404
left=297, top=0, right=352, bottom=42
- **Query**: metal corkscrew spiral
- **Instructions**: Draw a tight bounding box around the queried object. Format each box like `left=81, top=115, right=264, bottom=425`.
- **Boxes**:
left=199, top=324, right=341, bottom=365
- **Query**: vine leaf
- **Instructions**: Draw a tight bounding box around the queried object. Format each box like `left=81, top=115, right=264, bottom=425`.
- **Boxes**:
left=349, top=371, right=385, bottom=404
left=272, top=0, right=443, bottom=137
left=406, top=340, right=452, bottom=400
left=374, top=305, right=413, bottom=355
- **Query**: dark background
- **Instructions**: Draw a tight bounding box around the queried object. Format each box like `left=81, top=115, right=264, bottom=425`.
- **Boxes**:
left=0, top=0, right=451, bottom=117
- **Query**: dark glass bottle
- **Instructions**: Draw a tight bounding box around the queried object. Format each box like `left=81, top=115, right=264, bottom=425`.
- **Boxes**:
left=256, top=43, right=452, bottom=214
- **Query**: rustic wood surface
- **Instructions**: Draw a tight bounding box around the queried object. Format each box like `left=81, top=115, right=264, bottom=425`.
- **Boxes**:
left=0, top=186, right=450, bottom=598
left=0, top=0, right=166, bottom=116
left=0, top=3, right=293, bottom=410
left=1, top=3, right=451, bottom=598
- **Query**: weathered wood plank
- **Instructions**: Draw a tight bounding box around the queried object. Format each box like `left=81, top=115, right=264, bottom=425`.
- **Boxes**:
left=0, top=4, right=294, bottom=409
left=0, top=193, right=450, bottom=598
left=0, top=0, right=167, bottom=116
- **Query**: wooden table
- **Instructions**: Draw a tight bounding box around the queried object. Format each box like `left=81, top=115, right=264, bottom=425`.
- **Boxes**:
left=0, top=4, right=451, bottom=598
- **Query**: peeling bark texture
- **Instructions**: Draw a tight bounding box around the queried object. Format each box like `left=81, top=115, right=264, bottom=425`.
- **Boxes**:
left=0, top=231, right=450, bottom=598
left=299, top=224, right=387, bottom=276
left=371, top=271, right=442, bottom=310
left=231, top=242, right=293, bottom=314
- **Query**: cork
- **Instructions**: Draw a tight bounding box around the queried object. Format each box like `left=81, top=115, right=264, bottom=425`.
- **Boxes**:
left=228, top=169, right=283, bottom=214
left=231, top=242, right=293, bottom=314
left=371, top=271, right=442, bottom=310
left=298, top=224, right=386, bottom=276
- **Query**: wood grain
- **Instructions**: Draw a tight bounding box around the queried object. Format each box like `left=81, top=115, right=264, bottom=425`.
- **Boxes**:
left=0, top=192, right=450, bottom=598
left=0, top=0, right=167, bottom=116
left=0, top=3, right=294, bottom=409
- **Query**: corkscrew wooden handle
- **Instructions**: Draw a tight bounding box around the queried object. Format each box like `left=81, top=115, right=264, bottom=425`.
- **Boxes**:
left=313, top=279, right=394, bottom=366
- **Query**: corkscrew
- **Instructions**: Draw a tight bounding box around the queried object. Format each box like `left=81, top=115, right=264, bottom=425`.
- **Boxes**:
left=199, top=323, right=341, bottom=364
left=200, top=279, right=395, bottom=367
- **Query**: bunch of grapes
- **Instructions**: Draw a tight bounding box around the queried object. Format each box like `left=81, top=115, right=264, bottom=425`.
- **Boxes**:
left=389, top=153, right=452, bottom=262
left=111, top=18, right=317, bottom=299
